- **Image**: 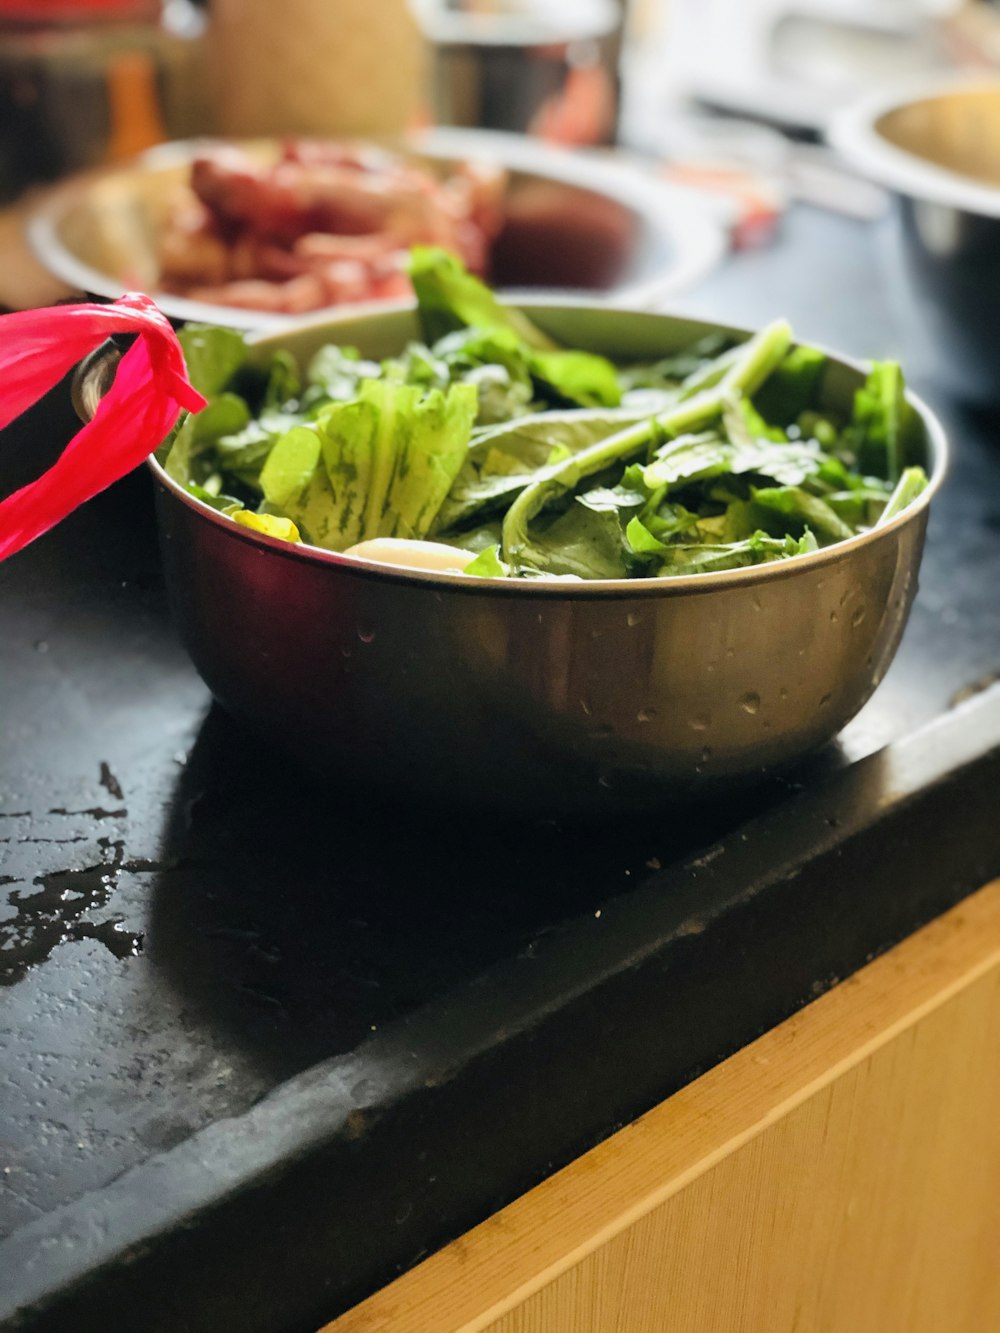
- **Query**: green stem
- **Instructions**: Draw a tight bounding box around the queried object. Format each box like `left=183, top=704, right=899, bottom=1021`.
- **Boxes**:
left=876, top=465, right=928, bottom=526
left=501, top=319, right=793, bottom=570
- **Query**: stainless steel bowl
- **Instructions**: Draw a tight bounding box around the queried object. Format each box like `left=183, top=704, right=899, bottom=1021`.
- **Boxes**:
left=28, top=127, right=725, bottom=330
left=830, top=79, right=1000, bottom=403
left=106, top=301, right=945, bottom=814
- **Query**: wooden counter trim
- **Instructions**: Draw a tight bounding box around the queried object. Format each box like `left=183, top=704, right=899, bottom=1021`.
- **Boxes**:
left=323, top=881, right=1000, bottom=1333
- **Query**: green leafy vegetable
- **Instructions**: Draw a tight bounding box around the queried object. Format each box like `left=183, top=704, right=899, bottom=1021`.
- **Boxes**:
left=501, top=318, right=794, bottom=575
left=464, top=544, right=509, bottom=578
left=165, top=253, right=931, bottom=582
left=408, top=246, right=621, bottom=410
left=409, top=245, right=558, bottom=350
left=877, top=466, right=929, bottom=526
left=850, top=361, right=908, bottom=483
left=177, top=324, right=248, bottom=398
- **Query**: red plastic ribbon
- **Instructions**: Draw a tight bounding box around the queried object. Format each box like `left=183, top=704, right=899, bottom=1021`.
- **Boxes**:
left=0, top=293, right=206, bottom=561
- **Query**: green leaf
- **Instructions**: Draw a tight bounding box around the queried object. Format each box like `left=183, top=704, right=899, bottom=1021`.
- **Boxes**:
left=464, top=544, right=509, bottom=578
left=184, top=481, right=244, bottom=514
left=644, top=432, right=829, bottom=493
left=626, top=515, right=667, bottom=553
left=163, top=393, right=251, bottom=485
left=440, top=521, right=502, bottom=554
left=377, top=380, right=479, bottom=540
left=752, top=344, right=827, bottom=425
left=178, top=325, right=248, bottom=398
left=750, top=486, right=855, bottom=543
left=257, top=425, right=352, bottom=548
left=315, top=399, right=381, bottom=549
left=263, top=349, right=302, bottom=410
left=850, top=361, right=909, bottom=482
left=617, top=333, right=733, bottom=393
left=436, top=407, right=649, bottom=533
left=409, top=245, right=558, bottom=350
left=530, top=347, right=622, bottom=409
left=408, top=248, right=621, bottom=410
left=304, top=344, right=381, bottom=406
left=516, top=499, right=630, bottom=580
left=825, top=488, right=892, bottom=528
left=259, top=426, right=322, bottom=510
left=309, top=380, right=477, bottom=549
left=501, top=319, right=793, bottom=574
left=655, top=530, right=819, bottom=577
left=876, top=466, right=929, bottom=525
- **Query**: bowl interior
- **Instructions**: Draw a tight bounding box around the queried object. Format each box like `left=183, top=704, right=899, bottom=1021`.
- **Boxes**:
left=875, top=86, right=1000, bottom=187
left=245, top=302, right=938, bottom=484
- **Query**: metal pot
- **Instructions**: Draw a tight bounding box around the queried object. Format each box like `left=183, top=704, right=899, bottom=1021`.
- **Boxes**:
left=830, top=79, right=1000, bottom=404
left=87, top=302, right=946, bottom=813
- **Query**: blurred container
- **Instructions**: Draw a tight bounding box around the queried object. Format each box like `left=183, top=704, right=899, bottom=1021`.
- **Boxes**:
left=208, top=0, right=429, bottom=138
left=0, top=0, right=209, bottom=204
left=831, top=78, right=1000, bottom=403
left=412, top=0, right=624, bottom=146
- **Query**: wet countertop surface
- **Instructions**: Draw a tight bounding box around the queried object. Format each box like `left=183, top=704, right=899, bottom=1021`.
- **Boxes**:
left=3, top=205, right=1000, bottom=1333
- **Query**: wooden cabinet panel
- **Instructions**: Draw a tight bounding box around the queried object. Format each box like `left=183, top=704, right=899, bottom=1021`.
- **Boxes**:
left=325, top=884, right=1000, bottom=1333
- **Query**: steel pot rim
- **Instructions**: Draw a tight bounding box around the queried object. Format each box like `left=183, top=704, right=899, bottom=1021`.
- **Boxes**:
left=829, top=75, right=1000, bottom=219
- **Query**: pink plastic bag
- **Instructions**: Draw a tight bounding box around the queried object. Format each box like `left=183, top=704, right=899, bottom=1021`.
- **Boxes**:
left=0, top=292, right=206, bottom=561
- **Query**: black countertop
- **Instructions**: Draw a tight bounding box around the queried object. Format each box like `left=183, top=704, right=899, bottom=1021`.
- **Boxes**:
left=3, top=205, right=1000, bottom=1333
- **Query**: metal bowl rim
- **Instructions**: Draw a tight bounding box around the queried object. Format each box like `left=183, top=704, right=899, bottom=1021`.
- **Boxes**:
left=147, top=300, right=948, bottom=599
left=829, top=75, right=1000, bottom=219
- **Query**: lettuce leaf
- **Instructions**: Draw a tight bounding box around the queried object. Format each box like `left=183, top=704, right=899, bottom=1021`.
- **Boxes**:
left=408, top=247, right=621, bottom=410
left=436, top=407, right=649, bottom=533
left=409, top=245, right=558, bottom=350
left=178, top=324, right=248, bottom=398
left=262, top=380, right=479, bottom=550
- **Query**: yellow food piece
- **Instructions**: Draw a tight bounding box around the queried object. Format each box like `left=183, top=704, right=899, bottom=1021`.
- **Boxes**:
left=233, top=511, right=301, bottom=542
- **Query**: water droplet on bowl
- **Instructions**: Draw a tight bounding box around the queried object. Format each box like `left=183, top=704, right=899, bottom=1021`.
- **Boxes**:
left=829, top=610, right=839, bottom=624
left=626, top=610, right=642, bottom=628
left=597, top=774, right=612, bottom=789
left=779, top=686, right=789, bottom=700
left=851, top=606, right=866, bottom=628
left=637, top=707, right=656, bottom=724
left=579, top=698, right=593, bottom=716
left=700, top=745, right=712, bottom=763
left=590, top=724, right=614, bottom=741
left=357, top=625, right=376, bottom=644
left=689, top=713, right=711, bottom=731
left=819, top=692, right=832, bottom=707
left=738, top=692, right=760, bottom=715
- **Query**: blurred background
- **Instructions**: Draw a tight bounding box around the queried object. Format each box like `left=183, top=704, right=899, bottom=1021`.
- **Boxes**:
left=4, top=0, right=1000, bottom=204
left=7, top=0, right=1000, bottom=391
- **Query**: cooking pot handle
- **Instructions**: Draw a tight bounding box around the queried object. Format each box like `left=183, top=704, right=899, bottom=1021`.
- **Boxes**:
left=0, top=295, right=203, bottom=562
left=70, top=336, right=127, bottom=425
